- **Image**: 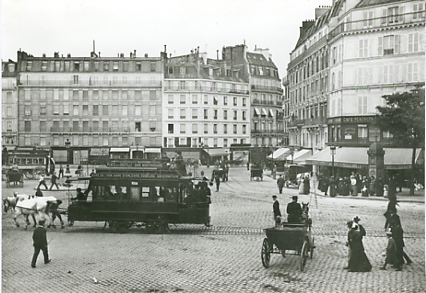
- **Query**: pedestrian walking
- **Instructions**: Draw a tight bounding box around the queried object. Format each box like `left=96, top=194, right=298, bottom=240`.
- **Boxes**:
left=214, top=174, right=220, bottom=192
left=347, top=221, right=372, bottom=272
left=343, top=220, right=353, bottom=269
left=58, top=165, right=64, bottom=179
left=37, top=174, right=48, bottom=190
left=31, top=219, right=51, bottom=268
left=380, top=230, right=398, bottom=270
left=272, top=195, right=281, bottom=225
left=277, top=175, right=285, bottom=194
left=49, top=172, right=60, bottom=190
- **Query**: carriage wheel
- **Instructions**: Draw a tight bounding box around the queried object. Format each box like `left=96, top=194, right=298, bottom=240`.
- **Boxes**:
left=261, top=238, right=271, bottom=268
left=310, top=237, right=315, bottom=259
left=300, top=240, right=309, bottom=271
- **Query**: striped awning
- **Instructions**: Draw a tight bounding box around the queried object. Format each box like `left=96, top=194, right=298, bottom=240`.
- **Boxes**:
left=306, top=147, right=422, bottom=170
left=110, top=147, right=130, bottom=153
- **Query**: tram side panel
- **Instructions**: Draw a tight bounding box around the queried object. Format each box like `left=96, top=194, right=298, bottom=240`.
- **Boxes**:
left=67, top=175, right=210, bottom=226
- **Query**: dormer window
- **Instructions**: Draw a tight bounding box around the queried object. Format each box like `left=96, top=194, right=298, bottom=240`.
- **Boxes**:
left=8, top=63, right=15, bottom=72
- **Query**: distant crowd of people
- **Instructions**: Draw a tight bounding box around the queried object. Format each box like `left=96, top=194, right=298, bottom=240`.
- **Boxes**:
left=317, top=172, right=410, bottom=198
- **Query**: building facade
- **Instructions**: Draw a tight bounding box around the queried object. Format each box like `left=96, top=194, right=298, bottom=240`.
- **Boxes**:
left=286, top=6, right=332, bottom=152
left=328, top=0, right=425, bottom=146
left=16, top=50, right=164, bottom=162
left=2, top=60, right=19, bottom=148
left=163, top=48, right=251, bottom=148
left=222, top=45, right=285, bottom=148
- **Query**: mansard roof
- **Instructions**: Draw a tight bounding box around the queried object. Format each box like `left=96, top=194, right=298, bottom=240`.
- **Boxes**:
left=355, top=0, right=404, bottom=9
left=246, top=52, right=277, bottom=68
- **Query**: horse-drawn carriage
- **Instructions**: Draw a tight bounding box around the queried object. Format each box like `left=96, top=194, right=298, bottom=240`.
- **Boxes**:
left=250, top=168, right=263, bottom=181
left=261, top=205, right=314, bottom=271
left=5, top=167, right=24, bottom=188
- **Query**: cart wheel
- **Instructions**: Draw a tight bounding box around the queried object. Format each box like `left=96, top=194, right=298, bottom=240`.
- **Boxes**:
left=310, top=237, right=315, bottom=259
left=261, top=238, right=271, bottom=268
left=300, top=240, right=309, bottom=271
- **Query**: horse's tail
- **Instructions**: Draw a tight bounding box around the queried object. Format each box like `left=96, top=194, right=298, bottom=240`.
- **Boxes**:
left=3, top=199, right=9, bottom=213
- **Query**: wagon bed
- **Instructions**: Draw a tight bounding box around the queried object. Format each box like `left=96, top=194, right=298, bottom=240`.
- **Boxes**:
left=261, top=222, right=314, bottom=271
left=250, top=168, right=263, bottom=181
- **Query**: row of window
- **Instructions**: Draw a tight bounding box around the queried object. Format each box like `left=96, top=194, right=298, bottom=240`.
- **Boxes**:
left=21, top=135, right=157, bottom=148
left=165, top=137, right=248, bottom=148
left=26, top=59, right=158, bottom=73
left=167, top=123, right=247, bottom=135
left=168, top=94, right=247, bottom=107
left=23, top=103, right=156, bottom=117
left=167, top=108, right=247, bottom=120
left=23, top=120, right=157, bottom=133
left=23, top=88, right=159, bottom=101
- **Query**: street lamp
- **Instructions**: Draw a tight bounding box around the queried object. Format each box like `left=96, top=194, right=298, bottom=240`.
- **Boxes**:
left=65, top=138, right=71, bottom=163
left=330, top=144, right=336, bottom=179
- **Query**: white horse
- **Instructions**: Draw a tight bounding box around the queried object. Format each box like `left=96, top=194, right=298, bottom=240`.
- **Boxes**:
left=13, top=196, right=58, bottom=229
left=3, top=192, right=28, bottom=213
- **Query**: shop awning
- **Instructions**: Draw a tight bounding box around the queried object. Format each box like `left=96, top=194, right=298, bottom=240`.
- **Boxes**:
left=269, top=109, right=275, bottom=117
left=262, top=108, right=268, bottom=116
left=267, top=148, right=292, bottom=161
left=203, top=148, right=229, bottom=157
left=287, top=149, right=312, bottom=164
left=90, top=148, right=109, bottom=156
left=305, top=147, right=423, bottom=170
left=110, top=147, right=130, bottom=153
left=145, top=147, right=161, bottom=153
left=254, top=108, right=260, bottom=115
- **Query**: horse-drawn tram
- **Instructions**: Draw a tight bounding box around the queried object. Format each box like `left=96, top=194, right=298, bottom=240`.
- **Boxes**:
left=261, top=219, right=314, bottom=271
left=67, top=161, right=211, bottom=232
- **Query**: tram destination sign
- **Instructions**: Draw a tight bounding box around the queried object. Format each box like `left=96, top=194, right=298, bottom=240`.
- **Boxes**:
left=94, top=171, right=180, bottom=179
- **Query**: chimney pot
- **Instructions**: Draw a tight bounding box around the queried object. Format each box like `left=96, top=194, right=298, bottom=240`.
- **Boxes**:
left=134, top=50, right=136, bottom=57
left=145, top=53, right=148, bottom=57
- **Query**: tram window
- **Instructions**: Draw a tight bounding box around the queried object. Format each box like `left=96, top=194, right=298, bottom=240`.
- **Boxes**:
left=161, top=187, right=177, bottom=202
left=130, top=187, right=140, bottom=201
left=142, top=187, right=150, bottom=198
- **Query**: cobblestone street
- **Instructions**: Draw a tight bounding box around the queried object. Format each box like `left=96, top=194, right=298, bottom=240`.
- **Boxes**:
left=2, top=166, right=425, bottom=293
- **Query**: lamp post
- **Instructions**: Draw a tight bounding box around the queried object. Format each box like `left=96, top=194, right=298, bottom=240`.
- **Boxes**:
left=65, top=138, right=71, bottom=164
left=330, top=144, right=336, bottom=180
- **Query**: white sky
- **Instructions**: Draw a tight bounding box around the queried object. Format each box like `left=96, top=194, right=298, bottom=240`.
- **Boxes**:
left=2, top=0, right=332, bottom=77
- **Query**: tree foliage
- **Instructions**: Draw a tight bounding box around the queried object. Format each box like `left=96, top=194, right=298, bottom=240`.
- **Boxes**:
left=376, top=83, right=425, bottom=148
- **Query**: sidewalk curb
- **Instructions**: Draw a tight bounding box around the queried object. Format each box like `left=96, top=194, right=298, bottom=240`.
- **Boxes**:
left=311, top=191, right=425, bottom=204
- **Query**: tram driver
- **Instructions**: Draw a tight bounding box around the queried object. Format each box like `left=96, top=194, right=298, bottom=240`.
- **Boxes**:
left=71, top=188, right=87, bottom=201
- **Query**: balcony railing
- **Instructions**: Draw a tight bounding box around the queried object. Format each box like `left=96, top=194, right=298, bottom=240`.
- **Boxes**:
left=251, top=85, right=283, bottom=94
left=19, top=79, right=162, bottom=87
left=164, top=86, right=249, bottom=94
left=328, top=11, right=424, bottom=41
left=288, top=116, right=327, bottom=127
left=50, top=127, right=130, bottom=133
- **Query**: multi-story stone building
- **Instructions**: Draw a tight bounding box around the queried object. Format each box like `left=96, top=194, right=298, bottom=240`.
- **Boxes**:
left=327, top=0, right=425, bottom=146
left=222, top=45, right=285, bottom=147
left=286, top=6, right=332, bottom=152
left=2, top=60, right=19, bottom=148
left=163, top=48, right=250, bottom=149
left=16, top=50, right=164, bottom=163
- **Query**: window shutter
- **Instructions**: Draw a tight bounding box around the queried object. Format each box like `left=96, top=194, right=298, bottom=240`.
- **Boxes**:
left=378, top=37, right=383, bottom=56
left=408, top=34, right=413, bottom=53
left=382, top=8, right=387, bottom=25
left=395, top=35, right=400, bottom=54
left=398, top=6, right=404, bottom=23
left=357, top=97, right=362, bottom=114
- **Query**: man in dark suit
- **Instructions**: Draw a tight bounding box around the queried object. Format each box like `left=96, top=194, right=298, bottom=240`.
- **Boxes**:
left=287, top=195, right=302, bottom=223
left=31, top=219, right=51, bottom=268
left=272, top=195, right=281, bottom=224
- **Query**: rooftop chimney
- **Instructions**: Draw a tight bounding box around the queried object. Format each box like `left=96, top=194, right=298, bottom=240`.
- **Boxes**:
left=145, top=53, right=148, bottom=57
left=134, top=50, right=136, bottom=57
left=164, top=45, right=167, bottom=53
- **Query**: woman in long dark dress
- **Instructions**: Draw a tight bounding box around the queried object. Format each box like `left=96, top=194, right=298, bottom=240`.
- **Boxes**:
left=348, top=223, right=372, bottom=272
